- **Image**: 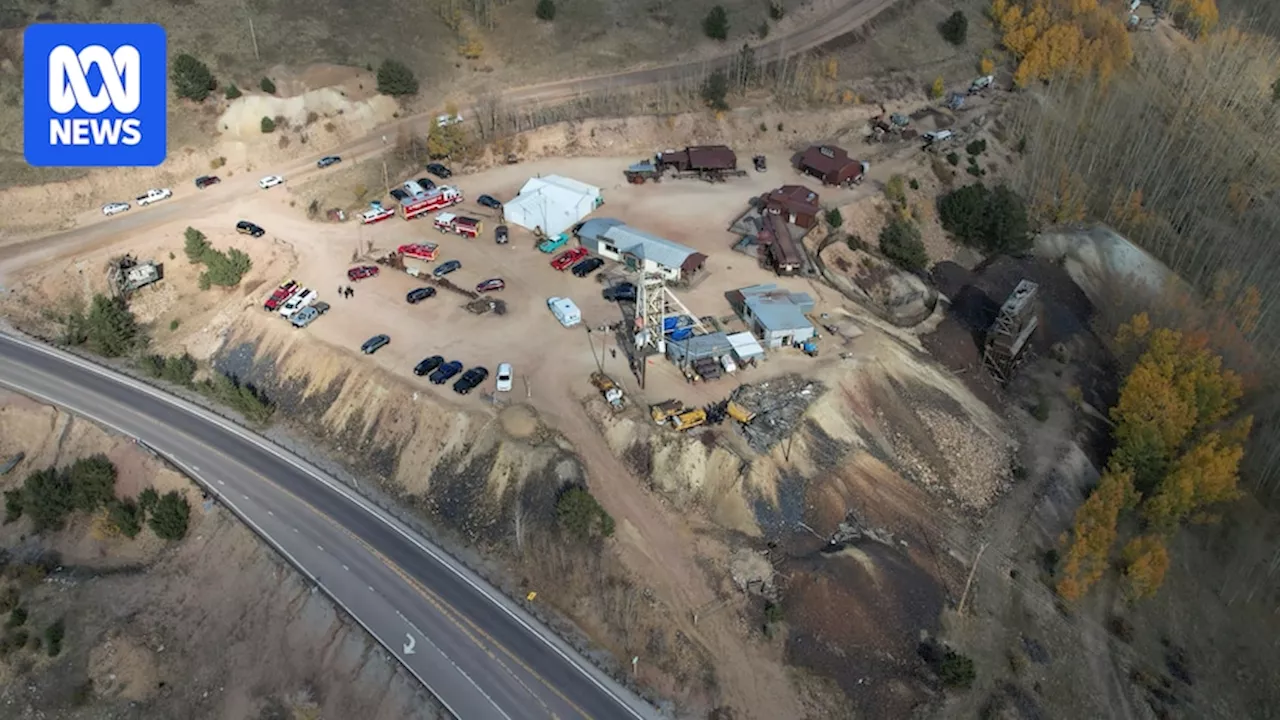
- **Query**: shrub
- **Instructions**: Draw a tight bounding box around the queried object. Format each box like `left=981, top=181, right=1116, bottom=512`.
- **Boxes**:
left=1033, top=395, right=1051, bottom=421
left=64, top=295, right=145, bottom=358
left=259, top=77, right=276, bottom=94
left=909, top=178, right=920, bottom=190
left=885, top=174, right=908, bottom=207
left=138, top=487, right=159, bottom=516
left=966, top=138, right=987, bottom=156
left=535, top=0, right=556, bottom=21
left=184, top=227, right=210, bottom=262
left=940, top=10, right=968, bottom=45
left=703, top=5, right=729, bottom=41
left=169, top=318, right=181, bottom=331
left=930, top=76, right=945, bottom=99
left=946, top=152, right=960, bottom=166
left=377, top=60, right=419, bottom=96
left=824, top=208, right=843, bottom=227
left=879, top=219, right=929, bottom=272
left=555, top=486, right=615, bottom=540
left=6, top=606, right=26, bottom=629
left=920, top=640, right=976, bottom=689
left=224, top=84, right=241, bottom=100
left=107, top=498, right=143, bottom=538
left=21, top=467, right=74, bottom=531
left=769, top=0, right=785, bottom=20
left=260, top=116, right=276, bottom=134
left=44, top=618, right=64, bottom=657
left=171, top=54, right=215, bottom=101
left=185, top=228, right=252, bottom=288
left=199, top=373, right=275, bottom=425
left=4, top=490, right=23, bottom=523
left=763, top=601, right=783, bottom=624
left=701, top=70, right=730, bottom=111
left=67, top=454, right=117, bottom=513
left=938, top=183, right=1031, bottom=255
left=149, top=491, right=190, bottom=541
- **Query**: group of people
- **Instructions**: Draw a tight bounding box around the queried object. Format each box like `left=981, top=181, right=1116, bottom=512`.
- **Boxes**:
left=337, top=286, right=354, bottom=299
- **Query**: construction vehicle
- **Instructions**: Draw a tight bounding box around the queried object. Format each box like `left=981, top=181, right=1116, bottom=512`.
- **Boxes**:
left=726, top=401, right=756, bottom=424
left=669, top=408, right=707, bottom=431
left=650, top=400, right=684, bottom=425
left=590, top=372, right=626, bottom=410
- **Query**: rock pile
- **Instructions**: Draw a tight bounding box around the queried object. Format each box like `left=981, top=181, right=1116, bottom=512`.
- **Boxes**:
left=731, top=374, right=825, bottom=454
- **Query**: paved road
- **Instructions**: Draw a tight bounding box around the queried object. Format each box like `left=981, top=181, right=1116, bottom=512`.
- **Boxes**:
left=0, top=331, right=661, bottom=720
left=0, top=0, right=900, bottom=273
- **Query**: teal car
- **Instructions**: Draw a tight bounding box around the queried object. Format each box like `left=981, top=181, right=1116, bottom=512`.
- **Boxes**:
left=538, top=232, right=570, bottom=253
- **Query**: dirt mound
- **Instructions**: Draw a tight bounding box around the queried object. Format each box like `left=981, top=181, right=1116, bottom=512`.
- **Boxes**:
left=217, top=89, right=398, bottom=140
left=499, top=404, right=539, bottom=438
left=88, top=633, right=160, bottom=703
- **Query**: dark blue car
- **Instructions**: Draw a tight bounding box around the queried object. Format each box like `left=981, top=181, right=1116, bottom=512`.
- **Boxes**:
left=429, top=360, right=463, bottom=385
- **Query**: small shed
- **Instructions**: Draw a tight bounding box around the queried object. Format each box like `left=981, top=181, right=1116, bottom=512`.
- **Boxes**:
left=576, top=218, right=707, bottom=283
left=762, top=185, right=821, bottom=228
left=729, top=284, right=817, bottom=348
left=727, top=332, right=766, bottom=363
left=797, top=145, right=867, bottom=186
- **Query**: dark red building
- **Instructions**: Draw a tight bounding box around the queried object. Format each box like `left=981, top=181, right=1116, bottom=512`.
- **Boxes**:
left=797, top=145, right=867, bottom=186
left=762, top=185, right=821, bottom=228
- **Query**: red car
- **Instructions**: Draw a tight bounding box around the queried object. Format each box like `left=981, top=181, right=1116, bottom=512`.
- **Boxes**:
left=263, top=279, right=298, bottom=311
left=476, top=278, right=505, bottom=293
left=550, top=246, right=589, bottom=271
left=347, top=265, right=380, bottom=282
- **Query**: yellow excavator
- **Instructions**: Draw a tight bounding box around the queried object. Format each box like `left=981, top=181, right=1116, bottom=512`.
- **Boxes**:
left=590, top=372, right=626, bottom=410
left=726, top=401, right=755, bottom=424
left=669, top=408, right=708, bottom=431
left=650, top=400, right=684, bottom=425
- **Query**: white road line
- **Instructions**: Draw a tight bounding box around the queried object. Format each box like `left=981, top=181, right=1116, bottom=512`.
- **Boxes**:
left=0, top=332, right=652, bottom=720
left=293, top=527, right=299, bottom=533
left=317, top=545, right=324, bottom=551
left=217, top=479, right=224, bottom=485
left=396, top=609, right=513, bottom=720
left=267, top=510, right=274, bottom=516
left=343, top=564, right=350, bottom=571
left=242, top=495, right=249, bottom=501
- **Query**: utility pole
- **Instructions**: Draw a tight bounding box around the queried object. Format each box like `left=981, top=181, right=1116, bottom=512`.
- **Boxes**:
left=382, top=159, right=391, bottom=197
left=957, top=541, right=989, bottom=616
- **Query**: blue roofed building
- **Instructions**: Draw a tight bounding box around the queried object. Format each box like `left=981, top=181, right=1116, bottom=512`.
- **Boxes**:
left=575, top=218, right=707, bottom=283
left=727, top=284, right=816, bottom=348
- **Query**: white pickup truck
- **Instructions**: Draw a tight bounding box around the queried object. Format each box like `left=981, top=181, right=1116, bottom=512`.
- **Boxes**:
left=135, top=188, right=172, bottom=206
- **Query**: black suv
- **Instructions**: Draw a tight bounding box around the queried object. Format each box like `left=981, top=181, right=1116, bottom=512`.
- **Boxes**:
left=317, top=155, right=342, bottom=168
left=426, top=163, right=452, bottom=179
left=495, top=225, right=509, bottom=244
left=571, top=257, right=604, bottom=277
left=414, top=355, right=445, bottom=376
left=236, top=220, right=265, bottom=237
left=361, top=335, right=391, bottom=354
left=453, top=366, right=489, bottom=395
left=407, top=287, right=437, bottom=304
left=195, top=175, right=221, bottom=189
left=477, top=194, right=502, bottom=209
left=415, top=177, right=437, bottom=192
left=603, top=282, right=637, bottom=302
left=430, top=360, right=463, bottom=385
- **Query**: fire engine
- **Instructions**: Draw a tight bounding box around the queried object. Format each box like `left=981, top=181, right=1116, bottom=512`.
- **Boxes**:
left=433, top=212, right=483, bottom=239
left=400, top=186, right=463, bottom=221
left=397, top=243, right=440, bottom=262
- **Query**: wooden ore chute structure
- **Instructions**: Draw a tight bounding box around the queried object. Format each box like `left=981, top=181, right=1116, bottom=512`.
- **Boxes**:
left=982, top=279, right=1039, bottom=383
left=625, top=145, right=748, bottom=184
left=107, top=255, right=162, bottom=298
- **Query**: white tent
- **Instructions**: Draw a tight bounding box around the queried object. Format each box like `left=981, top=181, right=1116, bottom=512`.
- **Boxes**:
left=503, top=175, right=602, bottom=237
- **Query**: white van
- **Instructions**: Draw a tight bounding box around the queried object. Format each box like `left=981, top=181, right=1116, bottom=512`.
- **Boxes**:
left=279, top=288, right=317, bottom=318
left=546, top=297, right=581, bottom=328
left=923, top=130, right=953, bottom=144
left=404, top=180, right=425, bottom=197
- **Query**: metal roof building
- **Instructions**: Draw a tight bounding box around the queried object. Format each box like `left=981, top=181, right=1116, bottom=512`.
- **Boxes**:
left=503, top=175, right=603, bottom=237
left=576, top=218, right=708, bottom=282
left=728, top=284, right=816, bottom=348
left=665, top=331, right=734, bottom=364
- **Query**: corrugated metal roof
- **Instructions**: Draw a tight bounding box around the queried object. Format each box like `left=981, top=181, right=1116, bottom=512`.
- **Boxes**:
left=726, top=332, right=765, bottom=359
left=740, top=284, right=815, bottom=332
left=524, top=175, right=600, bottom=196
left=577, top=217, right=626, bottom=243
left=603, top=225, right=699, bottom=270
left=666, top=332, right=734, bottom=362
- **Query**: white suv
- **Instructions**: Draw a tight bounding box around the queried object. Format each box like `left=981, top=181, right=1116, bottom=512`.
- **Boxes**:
left=102, top=202, right=130, bottom=216
left=259, top=174, right=284, bottom=190
left=495, top=363, right=513, bottom=392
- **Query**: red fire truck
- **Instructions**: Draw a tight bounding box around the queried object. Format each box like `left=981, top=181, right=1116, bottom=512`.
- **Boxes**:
left=400, top=186, right=463, bottom=221
left=397, top=243, right=440, bottom=262
left=433, top=212, right=482, bottom=239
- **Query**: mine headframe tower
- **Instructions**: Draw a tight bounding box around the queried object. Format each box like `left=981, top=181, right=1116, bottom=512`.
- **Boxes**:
left=982, top=279, right=1039, bottom=383
left=632, top=270, right=707, bottom=388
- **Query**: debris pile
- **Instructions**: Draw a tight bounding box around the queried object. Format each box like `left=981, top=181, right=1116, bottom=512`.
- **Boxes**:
left=730, top=375, right=825, bottom=453
left=886, top=406, right=1016, bottom=510
left=825, top=510, right=896, bottom=551
left=465, top=297, right=507, bottom=315
left=729, top=548, right=777, bottom=601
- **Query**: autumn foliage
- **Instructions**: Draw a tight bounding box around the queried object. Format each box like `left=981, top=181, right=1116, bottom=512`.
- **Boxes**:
left=990, top=0, right=1133, bottom=87
left=1056, top=315, right=1251, bottom=601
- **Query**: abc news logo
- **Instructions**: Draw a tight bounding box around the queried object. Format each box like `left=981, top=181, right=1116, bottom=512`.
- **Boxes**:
left=48, top=44, right=143, bottom=146
left=24, top=24, right=167, bottom=168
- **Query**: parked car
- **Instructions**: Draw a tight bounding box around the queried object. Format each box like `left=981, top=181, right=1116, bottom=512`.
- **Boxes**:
left=433, top=260, right=461, bottom=277
left=603, top=282, right=637, bottom=302
left=347, top=265, right=380, bottom=281
left=495, top=363, right=513, bottom=392
left=102, top=202, right=130, bottom=216
left=407, top=287, right=437, bottom=304
left=403, top=180, right=426, bottom=197
left=279, top=288, right=317, bottom=318
left=236, top=220, right=266, bottom=237
left=551, top=246, right=589, bottom=271
left=414, top=355, right=445, bottom=377
left=495, top=225, right=509, bottom=244
left=195, top=175, right=221, bottom=189
left=429, top=360, right=464, bottom=385
left=312, top=301, right=330, bottom=315
left=135, top=188, right=172, bottom=206
left=426, top=163, right=452, bottom=179
left=259, top=174, right=284, bottom=189
left=415, top=178, right=437, bottom=192
left=317, top=155, right=342, bottom=168
left=361, top=334, right=391, bottom=354
left=475, top=278, right=505, bottom=293
left=477, top=194, right=502, bottom=210
left=390, top=188, right=410, bottom=203
left=290, top=305, right=323, bottom=328
left=453, top=366, right=489, bottom=395
left=753, top=155, right=767, bottom=172
left=571, top=257, right=605, bottom=277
